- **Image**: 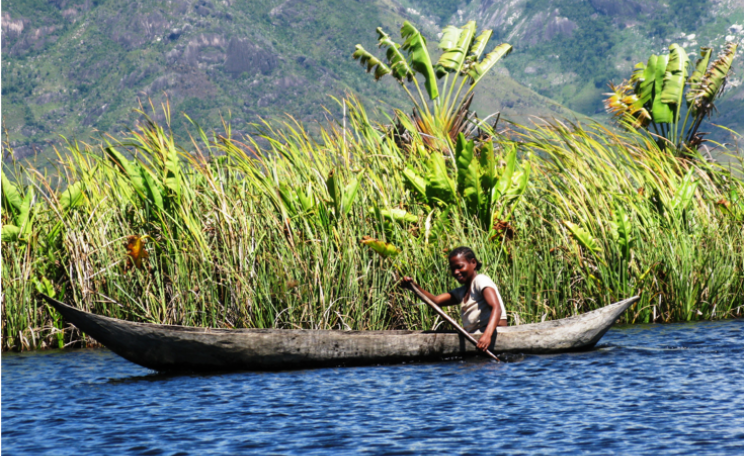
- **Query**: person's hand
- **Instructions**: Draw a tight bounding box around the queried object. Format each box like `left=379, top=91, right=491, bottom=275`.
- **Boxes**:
left=399, top=276, right=416, bottom=290
left=476, top=332, right=492, bottom=351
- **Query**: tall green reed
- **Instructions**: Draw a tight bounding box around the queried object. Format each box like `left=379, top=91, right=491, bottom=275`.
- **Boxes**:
left=1, top=97, right=742, bottom=350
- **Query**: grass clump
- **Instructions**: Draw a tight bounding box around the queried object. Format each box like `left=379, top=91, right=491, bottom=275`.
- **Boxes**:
left=2, top=98, right=743, bottom=351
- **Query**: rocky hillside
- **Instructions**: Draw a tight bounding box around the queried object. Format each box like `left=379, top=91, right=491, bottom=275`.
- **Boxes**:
left=1, top=0, right=577, bottom=160
left=449, top=0, right=744, bottom=112
left=2, top=0, right=743, bottom=160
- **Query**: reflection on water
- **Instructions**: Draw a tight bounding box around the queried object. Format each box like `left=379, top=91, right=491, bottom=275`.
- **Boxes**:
left=3, top=320, right=743, bottom=455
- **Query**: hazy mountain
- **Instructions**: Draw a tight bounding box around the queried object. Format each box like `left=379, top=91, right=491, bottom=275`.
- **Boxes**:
left=1, top=0, right=577, bottom=161
left=2, top=0, right=743, bottom=160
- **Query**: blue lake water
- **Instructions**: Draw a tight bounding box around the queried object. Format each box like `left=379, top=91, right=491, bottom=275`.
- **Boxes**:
left=2, top=320, right=743, bottom=455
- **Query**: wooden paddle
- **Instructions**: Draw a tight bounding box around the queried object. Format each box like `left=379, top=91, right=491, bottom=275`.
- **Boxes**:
left=408, top=282, right=501, bottom=362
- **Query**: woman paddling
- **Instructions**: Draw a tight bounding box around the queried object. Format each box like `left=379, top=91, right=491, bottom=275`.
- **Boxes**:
left=401, top=246, right=507, bottom=352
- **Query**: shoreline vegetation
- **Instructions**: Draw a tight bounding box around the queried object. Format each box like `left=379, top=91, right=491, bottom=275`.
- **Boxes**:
left=2, top=96, right=743, bottom=351
left=2, top=21, right=743, bottom=351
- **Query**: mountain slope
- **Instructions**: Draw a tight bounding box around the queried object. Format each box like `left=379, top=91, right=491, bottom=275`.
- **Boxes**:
left=3, top=0, right=742, bottom=161
left=442, top=0, right=744, bottom=116
left=1, top=0, right=581, bottom=161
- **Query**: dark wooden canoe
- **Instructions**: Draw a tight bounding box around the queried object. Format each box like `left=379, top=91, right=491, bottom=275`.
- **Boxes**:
left=40, top=294, right=638, bottom=372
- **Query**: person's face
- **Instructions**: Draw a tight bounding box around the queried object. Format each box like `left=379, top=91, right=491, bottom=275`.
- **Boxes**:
left=449, top=254, right=477, bottom=284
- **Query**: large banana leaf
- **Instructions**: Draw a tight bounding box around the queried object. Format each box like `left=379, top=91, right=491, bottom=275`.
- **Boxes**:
left=563, top=220, right=602, bottom=255
left=424, top=153, right=456, bottom=206
left=494, top=147, right=517, bottom=199
left=660, top=44, right=688, bottom=105
left=1, top=170, right=23, bottom=215
left=402, top=166, right=427, bottom=202
left=455, top=21, right=477, bottom=54
left=1, top=224, right=21, bottom=242
left=630, top=62, right=646, bottom=89
left=468, top=43, right=512, bottom=85
left=278, top=183, right=298, bottom=216
left=506, top=162, right=531, bottom=201
left=14, top=188, right=34, bottom=238
left=341, top=178, right=360, bottom=216
left=376, top=28, right=414, bottom=82
left=609, top=204, right=634, bottom=261
left=353, top=44, right=392, bottom=80
left=660, top=72, right=687, bottom=105
left=695, top=42, right=738, bottom=109
left=140, top=166, right=164, bottom=212
left=671, top=168, right=698, bottom=215
left=435, top=21, right=476, bottom=78
left=652, top=54, right=673, bottom=124
left=296, top=183, right=316, bottom=213
left=401, top=21, right=439, bottom=100
left=635, top=55, right=657, bottom=107
left=665, top=44, right=689, bottom=74
left=105, top=147, right=147, bottom=197
left=326, top=170, right=360, bottom=217
left=59, top=181, right=84, bottom=212
left=435, top=25, right=463, bottom=77
left=467, top=29, right=493, bottom=63
left=454, top=133, right=475, bottom=188
left=454, top=133, right=481, bottom=215
left=686, top=47, right=712, bottom=108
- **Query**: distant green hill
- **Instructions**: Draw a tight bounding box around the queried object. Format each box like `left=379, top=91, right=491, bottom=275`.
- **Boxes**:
left=2, top=0, right=742, bottom=161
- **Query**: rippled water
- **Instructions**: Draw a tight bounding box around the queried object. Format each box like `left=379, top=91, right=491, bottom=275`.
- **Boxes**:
left=3, top=320, right=743, bottom=455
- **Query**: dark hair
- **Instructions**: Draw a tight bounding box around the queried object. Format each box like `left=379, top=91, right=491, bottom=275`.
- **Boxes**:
left=448, top=246, right=482, bottom=271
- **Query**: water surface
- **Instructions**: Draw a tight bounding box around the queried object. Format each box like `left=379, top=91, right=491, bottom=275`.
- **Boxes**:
left=3, top=320, right=743, bottom=455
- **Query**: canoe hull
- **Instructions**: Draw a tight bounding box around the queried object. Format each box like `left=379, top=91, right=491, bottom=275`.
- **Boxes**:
left=40, top=295, right=638, bottom=371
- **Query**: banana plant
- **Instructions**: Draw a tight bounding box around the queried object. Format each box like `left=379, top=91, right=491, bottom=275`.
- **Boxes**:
left=325, top=169, right=361, bottom=219
left=105, top=147, right=166, bottom=217
left=353, top=21, right=512, bottom=142
left=2, top=170, right=36, bottom=243
left=605, top=42, right=738, bottom=153
left=278, top=182, right=316, bottom=217
left=402, top=135, right=529, bottom=232
left=563, top=220, right=603, bottom=259
left=105, top=130, right=204, bottom=250
left=609, top=204, right=635, bottom=262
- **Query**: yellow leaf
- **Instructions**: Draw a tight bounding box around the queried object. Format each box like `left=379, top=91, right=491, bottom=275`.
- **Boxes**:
left=360, top=236, right=400, bottom=258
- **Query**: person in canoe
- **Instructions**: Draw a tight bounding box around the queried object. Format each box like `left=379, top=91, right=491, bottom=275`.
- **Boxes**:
left=401, top=246, right=507, bottom=352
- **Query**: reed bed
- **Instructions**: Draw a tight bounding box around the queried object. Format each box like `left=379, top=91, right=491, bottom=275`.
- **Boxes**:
left=2, top=99, right=743, bottom=351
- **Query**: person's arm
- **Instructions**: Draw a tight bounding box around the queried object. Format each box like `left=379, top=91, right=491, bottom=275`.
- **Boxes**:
left=400, top=276, right=459, bottom=307
left=476, top=287, right=502, bottom=351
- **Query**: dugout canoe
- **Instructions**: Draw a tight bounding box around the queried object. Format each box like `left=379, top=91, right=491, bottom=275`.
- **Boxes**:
left=40, top=294, right=638, bottom=372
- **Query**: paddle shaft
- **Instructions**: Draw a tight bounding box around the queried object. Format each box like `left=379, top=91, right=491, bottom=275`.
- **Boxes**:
left=409, top=283, right=500, bottom=361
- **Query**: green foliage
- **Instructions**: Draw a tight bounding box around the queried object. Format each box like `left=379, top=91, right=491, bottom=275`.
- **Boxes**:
left=1, top=170, right=35, bottom=243
left=354, top=20, right=511, bottom=142
left=2, top=96, right=743, bottom=351
left=401, top=133, right=529, bottom=232
left=605, top=42, right=739, bottom=153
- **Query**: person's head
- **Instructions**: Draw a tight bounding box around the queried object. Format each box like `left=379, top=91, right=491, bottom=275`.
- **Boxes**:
left=448, top=246, right=482, bottom=284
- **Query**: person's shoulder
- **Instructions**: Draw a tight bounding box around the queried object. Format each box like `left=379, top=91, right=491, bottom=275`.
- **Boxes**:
left=473, top=273, right=497, bottom=289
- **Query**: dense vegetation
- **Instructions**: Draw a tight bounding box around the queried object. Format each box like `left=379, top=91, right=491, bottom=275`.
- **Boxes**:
left=2, top=93, right=743, bottom=351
